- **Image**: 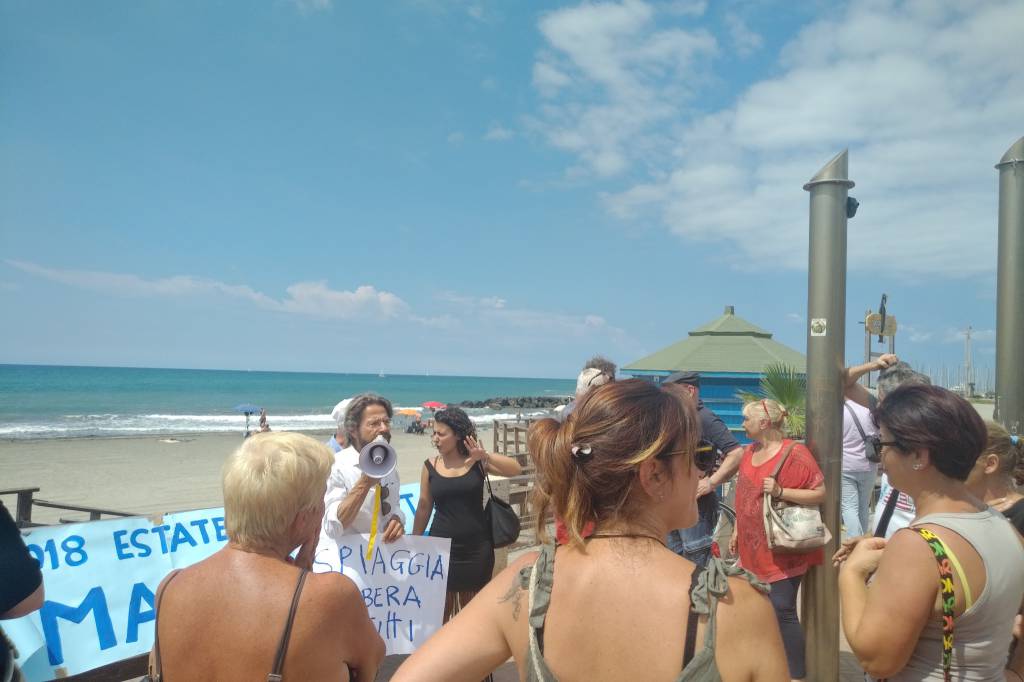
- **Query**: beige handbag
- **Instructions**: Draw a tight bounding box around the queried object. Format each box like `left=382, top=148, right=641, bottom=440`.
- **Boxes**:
left=763, top=443, right=832, bottom=553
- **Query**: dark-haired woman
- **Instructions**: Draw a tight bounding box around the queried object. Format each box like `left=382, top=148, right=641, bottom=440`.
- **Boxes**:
left=836, top=385, right=1024, bottom=681
left=395, top=379, right=788, bottom=682
left=412, top=407, right=522, bottom=622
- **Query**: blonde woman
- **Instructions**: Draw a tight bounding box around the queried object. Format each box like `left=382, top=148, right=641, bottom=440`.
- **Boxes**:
left=729, top=399, right=825, bottom=682
left=394, top=380, right=788, bottom=682
left=966, top=420, right=1024, bottom=534
left=148, top=432, right=384, bottom=681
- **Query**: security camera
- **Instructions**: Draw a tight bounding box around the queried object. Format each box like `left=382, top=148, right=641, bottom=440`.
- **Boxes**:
left=846, top=196, right=860, bottom=219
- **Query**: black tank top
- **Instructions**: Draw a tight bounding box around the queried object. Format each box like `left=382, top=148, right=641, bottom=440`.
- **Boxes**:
left=426, top=458, right=489, bottom=543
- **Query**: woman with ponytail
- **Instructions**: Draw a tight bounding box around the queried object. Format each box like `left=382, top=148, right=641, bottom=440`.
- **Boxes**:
left=394, top=379, right=788, bottom=682
left=965, top=420, right=1024, bottom=534
left=730, top=398, right=825, bottom=682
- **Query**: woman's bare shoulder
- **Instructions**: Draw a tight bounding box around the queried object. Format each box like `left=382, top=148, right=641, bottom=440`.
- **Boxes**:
left=715, top=574, right=775, bottom=627
left=304, top=570, right=363, bottom=614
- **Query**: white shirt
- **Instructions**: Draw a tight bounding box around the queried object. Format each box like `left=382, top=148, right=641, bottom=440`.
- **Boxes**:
left=318, top=445, right=404, bottom=542
left=873, top=473, right=916, bottom=539
left=842, top=399, right=879, bottom=473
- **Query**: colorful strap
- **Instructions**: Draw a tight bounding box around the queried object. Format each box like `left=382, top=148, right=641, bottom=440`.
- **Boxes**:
left=915, top=528, right=954, bottom=682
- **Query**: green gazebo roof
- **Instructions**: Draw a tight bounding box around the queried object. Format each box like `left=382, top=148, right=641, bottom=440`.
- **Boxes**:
left=624, top=306, right=806, bottom=374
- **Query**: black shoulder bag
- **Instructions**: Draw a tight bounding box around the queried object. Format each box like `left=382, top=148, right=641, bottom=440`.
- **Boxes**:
left=479, top=462, right=521, bottom=548
left=845, top=402, right=881, bottom=463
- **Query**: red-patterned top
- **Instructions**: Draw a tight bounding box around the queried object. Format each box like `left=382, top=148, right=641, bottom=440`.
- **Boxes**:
left=735, top=439, right=825, bottom=583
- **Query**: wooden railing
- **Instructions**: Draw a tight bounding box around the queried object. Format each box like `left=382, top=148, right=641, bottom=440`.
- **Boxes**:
left=490, top=418, right=551, bottom=548
left=0, top=486, right=39, bottom=527
left=1, top=487, right=133, bottom=528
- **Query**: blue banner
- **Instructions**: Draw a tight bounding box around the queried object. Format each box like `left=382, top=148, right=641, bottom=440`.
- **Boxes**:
left=7, top=481, right=427, bottom=681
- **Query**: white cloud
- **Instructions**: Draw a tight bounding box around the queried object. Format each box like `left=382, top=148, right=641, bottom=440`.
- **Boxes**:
left=724, top=13, right=763, bottom=57
left=484, top=123, right=514, bottom=141
left=532, top=62, right=572, bottom=96
left=436, top=290, right=629, bottom=340
left=903, top=325, right=934, bottom=343
left=6, top=260, right=408, bottom=320
left=530, top=0, right=717, bottom=177
left=943, top=327, right=995, bottom=343
left=536, top=0, right=1024, bottom=278
left=447, top=131, right=465, bottom=145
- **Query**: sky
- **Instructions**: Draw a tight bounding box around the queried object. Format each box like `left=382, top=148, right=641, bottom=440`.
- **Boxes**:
left=1, top=0, right=1021, bottom=381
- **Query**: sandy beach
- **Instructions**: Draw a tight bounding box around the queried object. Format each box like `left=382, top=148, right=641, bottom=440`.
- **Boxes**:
left=0, top=430, right=446, bottom=525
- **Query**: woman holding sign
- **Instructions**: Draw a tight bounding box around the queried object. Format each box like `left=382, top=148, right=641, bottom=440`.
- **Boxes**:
left=148, top=432, right=385, bottom=681
left=413, top=407, right=522, bottom=623
left=395, top=380, right=788, bottom=682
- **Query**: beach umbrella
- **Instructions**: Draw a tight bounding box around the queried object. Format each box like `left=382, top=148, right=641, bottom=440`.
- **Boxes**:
left=396, top=408, right=421, bottom=416
left=233, top=403, right=262, bottom=434
left=421, top=401, right=447, bottom=410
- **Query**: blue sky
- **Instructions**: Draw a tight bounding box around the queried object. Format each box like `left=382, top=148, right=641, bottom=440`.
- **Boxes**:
left=1, top=0, right=1020, bottom=382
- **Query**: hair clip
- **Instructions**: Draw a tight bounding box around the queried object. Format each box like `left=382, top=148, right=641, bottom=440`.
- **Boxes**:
left=570, top=443, right=593, bottom=460
left=1012, top=435, right=1020, bottom=446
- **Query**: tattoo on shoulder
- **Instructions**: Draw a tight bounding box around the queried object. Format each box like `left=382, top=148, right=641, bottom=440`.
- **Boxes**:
left=498, top=578, right=523, bottom=621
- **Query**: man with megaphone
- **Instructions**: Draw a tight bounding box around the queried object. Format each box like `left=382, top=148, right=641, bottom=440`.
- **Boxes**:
left=319, top=393, right=406, bottom=547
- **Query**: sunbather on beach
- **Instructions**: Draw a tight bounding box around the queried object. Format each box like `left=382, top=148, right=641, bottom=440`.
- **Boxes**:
left=393, top=379, right=788, bottom=682
left=147, top=432, right=384, bottom=681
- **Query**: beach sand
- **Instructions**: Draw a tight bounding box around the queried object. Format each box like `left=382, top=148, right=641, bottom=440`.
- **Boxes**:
left=0, top=430, right=444, bottom=525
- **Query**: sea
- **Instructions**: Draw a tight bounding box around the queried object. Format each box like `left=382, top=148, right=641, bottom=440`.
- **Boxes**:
left=0, top=364, right=575, bottom=440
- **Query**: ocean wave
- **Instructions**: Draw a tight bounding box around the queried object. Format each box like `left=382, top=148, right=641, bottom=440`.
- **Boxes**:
left=0, top=409, right=558, bottom=440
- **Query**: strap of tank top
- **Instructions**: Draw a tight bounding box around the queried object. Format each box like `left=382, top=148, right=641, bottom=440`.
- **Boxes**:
left=267, top=569, right=309, bottom=682
left=682, top=562, right=703, bottom=667
left=148, top=568, right=183, bottom=682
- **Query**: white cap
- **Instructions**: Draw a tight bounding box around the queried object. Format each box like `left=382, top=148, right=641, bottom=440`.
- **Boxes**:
left=331, top=398, right=353, bottom=426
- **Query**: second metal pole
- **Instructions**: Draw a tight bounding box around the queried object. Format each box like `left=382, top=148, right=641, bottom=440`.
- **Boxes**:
left=995, top=136, right=1024, bottom=436
left=801, top=149, right=853, bottom=682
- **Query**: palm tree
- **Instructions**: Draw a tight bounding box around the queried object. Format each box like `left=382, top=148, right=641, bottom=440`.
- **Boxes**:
left=736, top=363, right=806, bottom=437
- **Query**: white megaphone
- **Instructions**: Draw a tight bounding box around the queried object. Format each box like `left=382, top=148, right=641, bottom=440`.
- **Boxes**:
left=358, top=435, right=397, bottom=479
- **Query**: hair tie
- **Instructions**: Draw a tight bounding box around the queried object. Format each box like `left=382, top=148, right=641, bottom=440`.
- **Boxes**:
left=571, top=443, right=593, bottom=460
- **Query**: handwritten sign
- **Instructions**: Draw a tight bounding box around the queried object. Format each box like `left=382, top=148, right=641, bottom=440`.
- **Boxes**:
left=312, top=534, right=450, bottom=655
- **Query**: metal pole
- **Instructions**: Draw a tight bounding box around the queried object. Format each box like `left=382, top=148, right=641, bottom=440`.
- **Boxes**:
left=863, top=309, right=871, bottom=388
left=995, top=136, right=1024, bottom=435
left=802, top=150, right=853, bottom=681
